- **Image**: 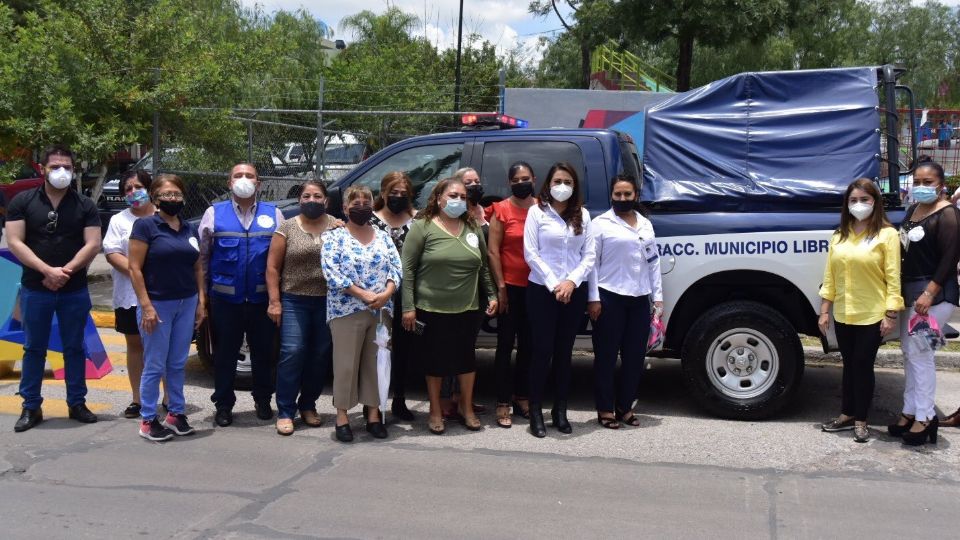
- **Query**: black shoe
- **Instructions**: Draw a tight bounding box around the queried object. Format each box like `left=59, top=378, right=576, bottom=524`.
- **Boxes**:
left=551, top=402, right=572, bottom=434
left=887, top=414, right=915, bottom=437
left=14, top=408, right=42, bottom=432
left=529, top=407, right=546, bottom=438
left=214, top=408, right=233, bottom=427
left=335, top=422, right=354, bottom=442
left=255, top=401, right=274, bottom=421
left=391, top=398, right=415, bottom=421
left=162, top=413, right=195, bottom=436
left=139, top=417, right=174, bottom=442
left=366, top=420, right=388, bottom=439
left=123, top=402, right=141, bottom=419
left=68, top=403, right=98, bottom=424
left=903, top=417, right=939, bottom=446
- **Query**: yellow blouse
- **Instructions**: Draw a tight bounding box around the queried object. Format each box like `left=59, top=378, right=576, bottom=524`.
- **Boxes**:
left=819, top=226, right=904, bottom=325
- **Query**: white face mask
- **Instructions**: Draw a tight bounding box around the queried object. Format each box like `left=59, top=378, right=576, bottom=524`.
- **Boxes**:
left=231, top=177, right=256, bottom=199
left=47, top=167, right=72, bottom=190
left=849, top=201, right=873, bottom=222
left=550, top=183, right=573, bottom=202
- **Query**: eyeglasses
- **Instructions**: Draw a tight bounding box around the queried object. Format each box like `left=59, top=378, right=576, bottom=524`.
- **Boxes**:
left=46, top=210, right=58, bottom=233
left=156, top=192, right=184, bottom=201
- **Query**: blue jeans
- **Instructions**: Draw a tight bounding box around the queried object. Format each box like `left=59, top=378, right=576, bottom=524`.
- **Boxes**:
left=18, top=287, right=92, bottom=410
left=275, top=294, right=333, bottom=419
left=138, top=295, right=198, bottom=420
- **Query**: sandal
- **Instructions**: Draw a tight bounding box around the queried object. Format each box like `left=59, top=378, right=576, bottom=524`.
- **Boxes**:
left=276, top=418, right=294, bottom=436
left=428, top=416, right=446, bottom=435
left=512, top=397, right=531, bottom=419
left=300, top=410, right=322, bottom=427
left=460, top=413, right=483, bottom=431
left=616, top=409, right=641, bottom=427
left=597, top=413, right=620, bottom=430
left=495, top=403, right=512, bottom=428
left=943, top=407, right=960, bottom=427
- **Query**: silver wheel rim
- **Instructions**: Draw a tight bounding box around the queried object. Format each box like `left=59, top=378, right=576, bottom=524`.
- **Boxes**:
left=706, top=328, right=779, bottom=399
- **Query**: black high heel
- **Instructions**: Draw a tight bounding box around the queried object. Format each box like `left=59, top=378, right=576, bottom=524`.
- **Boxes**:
left=551, top=401, right=572, bottom=434
left=887, top=414, right=915, bottom=437
left=902, top=417, right=939, bottom=446
left=529, top=407, right=546, bottom=438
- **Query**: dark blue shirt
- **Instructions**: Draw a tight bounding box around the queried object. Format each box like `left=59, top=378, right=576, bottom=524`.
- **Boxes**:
left=130, top=214, right=200, bottom=300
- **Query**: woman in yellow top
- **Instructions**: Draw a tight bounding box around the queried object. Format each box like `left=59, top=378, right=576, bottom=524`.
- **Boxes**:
left=818, top=178, right=904, bottom=443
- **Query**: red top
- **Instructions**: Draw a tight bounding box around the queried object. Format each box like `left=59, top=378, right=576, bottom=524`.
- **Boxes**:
left=491, top=199, right=532, bottom=287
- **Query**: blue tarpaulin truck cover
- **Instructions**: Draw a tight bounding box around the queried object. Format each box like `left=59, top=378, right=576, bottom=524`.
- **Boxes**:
left=641, top=67, right=881, bottom=211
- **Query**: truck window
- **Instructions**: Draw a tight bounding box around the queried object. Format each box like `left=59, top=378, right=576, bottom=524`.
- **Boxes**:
left=478, top=141, right=586, bottom=203
left=353, top=143, right=463, bottom=207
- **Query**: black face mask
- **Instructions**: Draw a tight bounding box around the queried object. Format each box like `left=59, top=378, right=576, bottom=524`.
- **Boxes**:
left=386, top=195, right=410, bottom=214
left=348, top=205, right=374, bottom=225
left=511, top=181, right=534, bottom=199
left=300, top=201, right=326, bottom=219
left=612, top=200, right=636, bottom=214
left=466, top=184, right=484, bottom=205
left=157, top=200, right=184, bottom=216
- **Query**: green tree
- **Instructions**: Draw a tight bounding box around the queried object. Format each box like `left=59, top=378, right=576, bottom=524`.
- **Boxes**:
left=529, top=1, right=618, bottom=89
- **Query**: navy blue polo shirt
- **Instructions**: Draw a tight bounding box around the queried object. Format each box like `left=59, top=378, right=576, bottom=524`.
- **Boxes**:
left=130, top=214, right=200, bottom=300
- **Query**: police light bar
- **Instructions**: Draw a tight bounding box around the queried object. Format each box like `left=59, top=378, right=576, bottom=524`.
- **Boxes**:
left=461, top=113, right=528, bottom=129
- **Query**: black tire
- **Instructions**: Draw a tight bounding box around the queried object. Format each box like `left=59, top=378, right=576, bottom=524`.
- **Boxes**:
left=680, top=300, right=804, bottom=420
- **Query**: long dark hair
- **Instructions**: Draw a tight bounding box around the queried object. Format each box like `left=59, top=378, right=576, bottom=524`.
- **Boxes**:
left=915, top=160, right=947, bottom=196
left=538, top=162, right=583, bottom=235
left=373, top=171, right=415, bottom=214
left=417, top=177, right=478, bottom=227
left=119, top=169, right=153, bottom=195
left=508, top=161, right=534, bottom=182
left=609, top=174, right=648, bottom=217
left=837, top=178, right=890, bottom=242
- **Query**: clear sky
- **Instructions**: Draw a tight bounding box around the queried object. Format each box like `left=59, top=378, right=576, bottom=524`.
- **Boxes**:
left=240, top=0, right=572, bottom=61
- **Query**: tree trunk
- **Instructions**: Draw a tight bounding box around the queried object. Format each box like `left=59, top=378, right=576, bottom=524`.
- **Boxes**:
left=580, top=42, right=592, bottom=89
left=676, top=33, right=694, bottom=91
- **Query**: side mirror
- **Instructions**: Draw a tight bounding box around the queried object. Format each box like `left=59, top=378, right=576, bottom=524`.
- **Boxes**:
left=326, top=185, right=344, bottom=220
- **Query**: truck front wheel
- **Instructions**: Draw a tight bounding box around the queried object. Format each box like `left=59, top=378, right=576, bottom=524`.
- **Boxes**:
left=681, top=301, right=803, bottom=420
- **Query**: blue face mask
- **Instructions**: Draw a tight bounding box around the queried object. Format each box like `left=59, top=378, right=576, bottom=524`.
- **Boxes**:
left=442, top=198, right=467, bottom=218
left=125, top=188, right=150, bottom=208
left=912, top=185, right=939, bottom=204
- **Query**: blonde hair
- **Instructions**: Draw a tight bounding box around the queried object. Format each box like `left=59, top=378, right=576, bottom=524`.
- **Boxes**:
left=344, top=185, right=373, bottom=205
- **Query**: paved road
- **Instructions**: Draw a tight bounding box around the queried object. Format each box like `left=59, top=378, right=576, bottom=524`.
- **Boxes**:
left=2, top=326, right=960, bottom=539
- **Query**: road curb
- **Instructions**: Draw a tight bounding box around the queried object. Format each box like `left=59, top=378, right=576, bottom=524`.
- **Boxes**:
left=803, top=346, right=960, bottom=370
left=91, top=310, right=114, bottom=329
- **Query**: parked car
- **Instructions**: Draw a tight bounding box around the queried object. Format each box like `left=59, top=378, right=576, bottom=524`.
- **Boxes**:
left=0, top=159, right=44, bottom=202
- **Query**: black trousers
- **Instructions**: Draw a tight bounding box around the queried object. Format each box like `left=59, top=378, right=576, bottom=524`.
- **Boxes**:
left=591, top=289, right=651, bottom=413
left=834, top=320, right=882, bottom=421
left=527, top=282, right=587, bottom=407
left=209, top=296, right=276, bottom=409
left=494, top=284, right=533, bottom=403
left=390, top=292, right=414, bottom=400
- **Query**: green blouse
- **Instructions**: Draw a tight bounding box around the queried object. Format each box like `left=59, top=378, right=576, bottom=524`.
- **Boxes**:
left=401, top=218, right=496, bottom=314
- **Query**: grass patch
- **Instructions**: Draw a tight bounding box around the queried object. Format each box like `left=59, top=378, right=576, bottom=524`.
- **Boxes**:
left=800, top=335, right=960, bottom=352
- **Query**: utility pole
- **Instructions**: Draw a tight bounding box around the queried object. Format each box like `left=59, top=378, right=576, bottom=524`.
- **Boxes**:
left=316, top=78, right=325, bottom=179
left=152, top=68, right=160, bottom=176
left=454, top=0, right=464, bottom=114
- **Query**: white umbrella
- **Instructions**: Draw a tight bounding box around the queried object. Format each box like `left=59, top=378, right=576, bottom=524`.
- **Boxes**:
left=375, top=309, right=392, bottom=411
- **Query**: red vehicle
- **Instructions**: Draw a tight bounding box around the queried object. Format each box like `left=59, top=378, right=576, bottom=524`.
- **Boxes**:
left=0, top=159, right=44, bottom=202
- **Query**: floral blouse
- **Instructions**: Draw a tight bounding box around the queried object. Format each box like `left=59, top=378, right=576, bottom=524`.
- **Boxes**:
left=371, top=213, right=413, bottom=253
left=320, top=226, right=402, bottom=322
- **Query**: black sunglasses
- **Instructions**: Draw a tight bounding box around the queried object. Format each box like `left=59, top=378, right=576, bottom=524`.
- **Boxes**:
left=45, top=210, right=58, bottom=233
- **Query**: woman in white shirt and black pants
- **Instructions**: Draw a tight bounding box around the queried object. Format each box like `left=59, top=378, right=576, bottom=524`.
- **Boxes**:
left=523, top=162, right=596, bottom=438
left=587, top=175, right=663, bottom=429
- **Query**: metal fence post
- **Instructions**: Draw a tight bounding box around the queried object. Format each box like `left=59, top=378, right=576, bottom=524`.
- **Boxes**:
left=498, top=69, right=506, bottom=114
left=152, top=68, right=160, bottom=176
left=247, top=119, right=254, bottom=163
left=316, top=77, right=325, bottom=179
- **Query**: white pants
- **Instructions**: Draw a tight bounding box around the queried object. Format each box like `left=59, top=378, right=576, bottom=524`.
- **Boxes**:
left=899, top=302, right=955, bottom=421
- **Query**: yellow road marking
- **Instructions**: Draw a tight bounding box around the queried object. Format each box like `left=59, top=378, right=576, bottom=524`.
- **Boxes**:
left=0, top=395, right=111, bottom=417
left=99, top=333, right=127, bottom=346
left=46, top=374, right=133, bottom=392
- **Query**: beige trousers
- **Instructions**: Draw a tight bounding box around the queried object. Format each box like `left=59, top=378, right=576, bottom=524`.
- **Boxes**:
left=329, top=310, right=380, bottom=410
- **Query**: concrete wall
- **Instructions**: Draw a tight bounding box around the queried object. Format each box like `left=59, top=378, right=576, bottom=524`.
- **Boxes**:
left=504, top=88, right=673, bottom=129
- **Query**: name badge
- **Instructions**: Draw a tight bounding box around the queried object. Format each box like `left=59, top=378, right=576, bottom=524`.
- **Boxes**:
left=257, top=214, right=275, bottom=229
left=466, top=232, right=479, bottom=248
left=642, top=238, right=658, bottom=263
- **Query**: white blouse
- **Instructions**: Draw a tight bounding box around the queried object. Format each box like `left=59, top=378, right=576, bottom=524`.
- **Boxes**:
left=522, top=203, right=596, bottom=291
left=102, top=209, right=140, bottom=309
left=588, top=209, right=662, bottom=302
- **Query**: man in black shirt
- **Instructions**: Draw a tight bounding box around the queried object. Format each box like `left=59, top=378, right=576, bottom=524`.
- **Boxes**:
left=5, top=145, right=102, bottom=432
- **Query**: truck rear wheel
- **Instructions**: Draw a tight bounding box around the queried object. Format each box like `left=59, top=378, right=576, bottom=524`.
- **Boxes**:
left=681, top=300, right=803, bottom=420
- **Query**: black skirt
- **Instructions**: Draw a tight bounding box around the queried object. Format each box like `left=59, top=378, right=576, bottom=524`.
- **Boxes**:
left=415, top=309, right=482, bottom=377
